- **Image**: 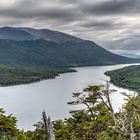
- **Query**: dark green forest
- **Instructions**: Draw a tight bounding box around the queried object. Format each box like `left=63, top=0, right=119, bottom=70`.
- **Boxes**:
left=0, top=85, right=139, bottom=140
left=0, top=65, right=75, bottom=86
left=105, top=65, right=140, bottom=93
left=0, top=39, right=139, bottom=68
left=0, top=27, right=139, bottom=68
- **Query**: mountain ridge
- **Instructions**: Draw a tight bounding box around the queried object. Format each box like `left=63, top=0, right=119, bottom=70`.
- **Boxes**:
left=0, top=26, right=139, bottom=68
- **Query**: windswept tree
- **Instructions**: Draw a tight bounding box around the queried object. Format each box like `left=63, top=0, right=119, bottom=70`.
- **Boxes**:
left=0, top=108, right=18, bottom=137
left=67, top=82, right=140, bottom=140
left=23, top=83, right=140, bottom=140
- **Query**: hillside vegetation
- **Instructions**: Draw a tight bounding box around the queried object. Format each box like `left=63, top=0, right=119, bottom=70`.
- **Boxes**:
left=0, top=27, right=139, bottom=68
left=105, top=65, right=140, bottom=93
left=0, top=85, right=139, bottom=139
left=0, top=66, right=75, bottom=86
left=0, top=39, right=138, bottom=68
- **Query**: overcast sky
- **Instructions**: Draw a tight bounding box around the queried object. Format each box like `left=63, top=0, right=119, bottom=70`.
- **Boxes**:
left=0, top=0, right=140, bottom=56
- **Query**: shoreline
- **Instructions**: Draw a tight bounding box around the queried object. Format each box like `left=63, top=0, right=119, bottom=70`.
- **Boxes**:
left=105, top=65, right=140, bottom=94
left=0, top=66, right=76, bottom=87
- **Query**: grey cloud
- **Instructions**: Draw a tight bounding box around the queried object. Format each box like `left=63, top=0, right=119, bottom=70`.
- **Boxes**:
left=80, top=0, right=140, bottom=15
left=112, top=50, right=140, bottom=58
left=80, top=21, right=113, bottom=28
left=0, top=4, right=80, bottom=20
left=106, top=37, right=140, bottom=50
left=0, top=0, right=140, bottom=56
left=78, top=19, right=126, bottom=31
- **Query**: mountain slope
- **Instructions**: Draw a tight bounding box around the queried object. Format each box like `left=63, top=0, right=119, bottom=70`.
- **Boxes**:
left=20, top=27, right=83, bottom=43
left=0, top=26, right=139, bottom=68
left=105, top=65, right=140, bottom=93
left=0, top=27, right=37, bottom=41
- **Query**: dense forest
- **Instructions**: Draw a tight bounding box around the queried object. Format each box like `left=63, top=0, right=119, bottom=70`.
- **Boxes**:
left=0, top=65, right=75, bottom=86
left=0, top=84, right=139, bottom=140
left=105, top=65, right=140, bottom=93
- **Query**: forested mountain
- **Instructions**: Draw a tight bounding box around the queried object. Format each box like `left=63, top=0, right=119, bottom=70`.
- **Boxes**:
left=0, top=26, right=139, bottom=68
left=0, top=27, right=36, bottom=41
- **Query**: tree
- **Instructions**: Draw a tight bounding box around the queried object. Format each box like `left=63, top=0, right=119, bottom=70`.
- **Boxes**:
left=67, top=82, right=140, bottom=140
left=18, top=83, right=139, bottom=140
left=83, top=83, right=140, bottom=140
left=0, top=108, right=19, bottom=138
left=67, top=85, right=112, bottom=139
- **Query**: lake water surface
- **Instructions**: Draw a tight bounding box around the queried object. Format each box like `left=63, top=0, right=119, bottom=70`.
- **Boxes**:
left=0, top=64, right=139, bottom=130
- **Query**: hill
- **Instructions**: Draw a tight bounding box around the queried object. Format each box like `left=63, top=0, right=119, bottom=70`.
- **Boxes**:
left=105, top=65, right=140, bottom=93
left=0, top=65, right=75, bottom=86
left=0, top=26, right=139, bottom=68
left=0, top=27, right=36, bottom=41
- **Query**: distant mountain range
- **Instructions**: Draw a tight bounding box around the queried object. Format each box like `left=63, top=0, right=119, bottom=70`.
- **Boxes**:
left=0, top=26, right=139, bottom=68
left=119, top=53, right=140, bottom=59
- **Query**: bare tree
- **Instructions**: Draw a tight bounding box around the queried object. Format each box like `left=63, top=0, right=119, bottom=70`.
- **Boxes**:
left=42, top=111, right=55, bottom=140
left=99, top=81, right=139, bottom=140
left=68, top=82, right=139, bottom=139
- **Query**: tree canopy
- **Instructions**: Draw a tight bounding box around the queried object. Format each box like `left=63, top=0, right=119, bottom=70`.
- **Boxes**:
left=0, top=84, right=139, bottom=140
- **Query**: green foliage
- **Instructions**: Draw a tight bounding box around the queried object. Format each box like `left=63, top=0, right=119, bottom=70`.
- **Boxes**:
left=0, top=108, right=23, bottom=139
left=0, top=39, right=138, bottom=68
left=105, top=65, right=140, bottom=93
left=53, top=85, right=140, bottom=140
left=0, top=65, right=75, bottom=86
left=25, top=122, right=47, bottom=140
left=0, top=85, right=139, bottom=139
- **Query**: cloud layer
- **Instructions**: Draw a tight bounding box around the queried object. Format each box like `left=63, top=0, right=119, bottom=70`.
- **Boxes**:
left=0, top=0, right=140, bottom=56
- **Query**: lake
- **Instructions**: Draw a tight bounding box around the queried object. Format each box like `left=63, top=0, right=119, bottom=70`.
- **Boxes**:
left=0, top=63, right=138, bottom=130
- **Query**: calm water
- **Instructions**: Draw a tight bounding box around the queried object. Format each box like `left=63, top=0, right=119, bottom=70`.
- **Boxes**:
left=0, top=64, right=138, bottom=130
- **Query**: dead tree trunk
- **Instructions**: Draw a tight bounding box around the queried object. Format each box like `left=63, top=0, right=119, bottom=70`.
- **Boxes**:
left=42, top=111, right=55, bottom=140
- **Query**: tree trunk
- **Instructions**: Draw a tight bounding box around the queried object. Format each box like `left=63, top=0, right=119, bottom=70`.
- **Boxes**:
left=42, top=111, right=55, bottom=140
left=130, top=133, right=135, bottom=140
